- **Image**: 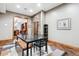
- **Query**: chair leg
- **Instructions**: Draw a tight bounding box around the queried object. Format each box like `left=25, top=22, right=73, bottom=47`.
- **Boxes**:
left=30, top=48, right=32, bottom=56
left=22, top=49, right=24, bottom=56
left=15, top=42, right=17, bottom=47
left=39, top=47, right=41, bottom=56
left=45, top=45, right=48, bottom=53
left=33, top=45, right=35, bottom=53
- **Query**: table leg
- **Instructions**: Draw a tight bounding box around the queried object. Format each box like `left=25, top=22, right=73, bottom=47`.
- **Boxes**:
left=45, top=43, right=48, bottom=53
left=27, top=43, right=29, bottom=56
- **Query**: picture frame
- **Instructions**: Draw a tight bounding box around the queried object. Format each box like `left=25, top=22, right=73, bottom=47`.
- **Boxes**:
left=57, top=18, right=71, bottom=30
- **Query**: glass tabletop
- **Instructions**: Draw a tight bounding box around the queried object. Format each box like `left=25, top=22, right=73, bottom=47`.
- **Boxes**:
left=17, top=34, right=44, bottom=43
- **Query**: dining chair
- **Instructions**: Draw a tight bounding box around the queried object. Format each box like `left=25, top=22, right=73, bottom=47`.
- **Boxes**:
left=15, top=37, right=33, bottom=56
left=34, top=38, right=48, bottom=56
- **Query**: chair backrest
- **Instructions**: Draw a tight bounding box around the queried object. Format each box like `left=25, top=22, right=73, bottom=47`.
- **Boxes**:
left=35, top=38, right=47, bottom=47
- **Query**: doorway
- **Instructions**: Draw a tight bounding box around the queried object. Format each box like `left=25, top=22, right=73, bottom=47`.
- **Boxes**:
left=33, top=22, right=39, bottom=38
left=13, top=16, right=28, bottom=40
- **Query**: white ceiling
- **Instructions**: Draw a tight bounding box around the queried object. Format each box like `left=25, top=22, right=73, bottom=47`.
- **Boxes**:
left=1, top=3, right=62, bottom=16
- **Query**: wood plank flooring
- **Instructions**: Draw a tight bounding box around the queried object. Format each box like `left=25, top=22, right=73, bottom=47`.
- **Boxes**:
left=48, top=39, right=79, bottom=56
left=0, top=39, right=79, bottom=56
left=0, top=39, right=13, bottom=46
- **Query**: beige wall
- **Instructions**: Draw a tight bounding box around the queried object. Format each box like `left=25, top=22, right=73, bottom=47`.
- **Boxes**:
left=45, top=3, right=79, bottom=47
left=0, top=11, right=29, bottom=40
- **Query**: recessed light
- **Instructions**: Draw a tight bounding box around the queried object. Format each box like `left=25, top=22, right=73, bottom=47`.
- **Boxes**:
left=16, top=5, right=20, bottom=8
left=37, top=3, right=41, bottom=7
left=4, top=24, right=8, bottom=26
left=29, top=9, right=33, bottom=12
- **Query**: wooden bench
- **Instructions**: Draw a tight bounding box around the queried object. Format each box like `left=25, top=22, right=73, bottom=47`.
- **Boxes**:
left=15, top=39, right=32, bottom=56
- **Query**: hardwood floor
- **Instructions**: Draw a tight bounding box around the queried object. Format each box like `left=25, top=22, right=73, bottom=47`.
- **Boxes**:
left=0, top=39, right=79, bottom=56
left=0, top=39, right=13, bottom=46
left=48, top=39, right=79, bottom=56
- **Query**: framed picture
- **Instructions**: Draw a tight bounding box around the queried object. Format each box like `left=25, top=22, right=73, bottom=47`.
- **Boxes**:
left=57, top=18, right=71, bottom=30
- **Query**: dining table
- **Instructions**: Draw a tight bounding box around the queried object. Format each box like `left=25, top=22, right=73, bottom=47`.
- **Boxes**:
left=17, top=34, right=47, bottom=56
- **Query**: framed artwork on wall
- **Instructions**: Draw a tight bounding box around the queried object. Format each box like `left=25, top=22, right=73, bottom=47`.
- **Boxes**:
left=57, top=18, right=71, bottom=30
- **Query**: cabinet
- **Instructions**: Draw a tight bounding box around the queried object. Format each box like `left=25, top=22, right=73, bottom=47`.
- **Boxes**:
left=44, top=24, right=48, bottom=39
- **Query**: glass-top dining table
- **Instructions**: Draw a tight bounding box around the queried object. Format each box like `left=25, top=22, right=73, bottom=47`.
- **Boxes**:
left=16, top=34, right=48, bottom=56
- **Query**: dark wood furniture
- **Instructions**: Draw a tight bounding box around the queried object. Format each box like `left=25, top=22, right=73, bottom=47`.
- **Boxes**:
left=44, top=24, right=48, bottom=39
left=34, top=38, right=48, bottom=56
left=15, top=37, right=32, bottom=56
left=16, top=35, right=48, bottom=56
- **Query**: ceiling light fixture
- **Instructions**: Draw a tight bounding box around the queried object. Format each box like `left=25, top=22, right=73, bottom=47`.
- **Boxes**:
left=16, top=5, right=20, bottom=8
left=37, top=3, right=41, bottom=7
left=4, top=24, right=8, bottom=26
left=30, top=9, right=33, bottom=12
